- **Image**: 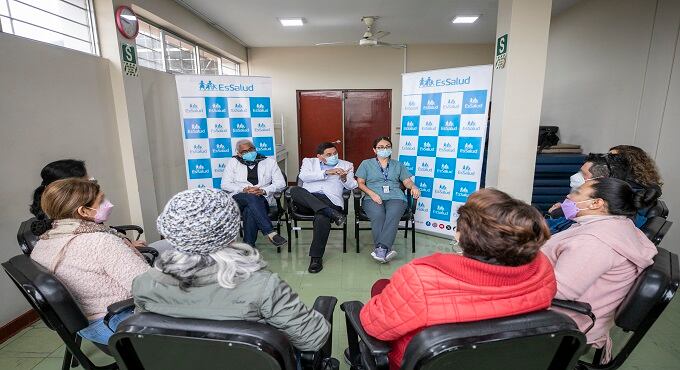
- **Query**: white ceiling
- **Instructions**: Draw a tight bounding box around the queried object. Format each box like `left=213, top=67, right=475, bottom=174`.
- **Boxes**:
left=176, top=0, right=581, bottom=47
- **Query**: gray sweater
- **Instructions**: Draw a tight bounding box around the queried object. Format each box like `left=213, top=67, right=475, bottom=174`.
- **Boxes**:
left=132, top=268, right=330, bottom=351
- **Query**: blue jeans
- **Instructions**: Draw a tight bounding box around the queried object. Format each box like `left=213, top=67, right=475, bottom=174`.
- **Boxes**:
left=233, top=193, right=273, bottom=245
left=362, top=198, right=407, bottom=250
left=78, top=307, right=134, bottom=345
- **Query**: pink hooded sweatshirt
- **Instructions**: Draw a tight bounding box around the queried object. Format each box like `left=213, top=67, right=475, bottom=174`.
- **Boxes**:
left=541, top=215, right=656, bottom=360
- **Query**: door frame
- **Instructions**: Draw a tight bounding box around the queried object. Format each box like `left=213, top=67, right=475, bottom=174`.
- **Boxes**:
left=296, top=89, right=392, bottom=164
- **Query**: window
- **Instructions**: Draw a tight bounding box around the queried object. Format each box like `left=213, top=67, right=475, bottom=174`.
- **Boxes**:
left=136, top=20, right=164, bottom=71
left=0, top=0, right=98, bottom=54
left=135, top=18, right=240, bottom=76
left=198, top=48, right=219, bottom=75
left=164, top=33, right=196, bottom=74
left=220, top=57, right=240, bottom=76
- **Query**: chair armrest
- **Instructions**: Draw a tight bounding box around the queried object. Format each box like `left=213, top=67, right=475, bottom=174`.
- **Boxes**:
left=342, top=189, right=351, bottom=200
left=352, top=188, right=363, bottom=198
left=551, top=298, right=596, bottom=333
left=137, top=247, right=159, bottom=266
left=284, top=187, right=293, bottom=201
left=312, top=296, right=338, bottom=322
left=341, top=301, right=391, bottom=355
left=104, top=298, right=135, bottom=327
left=300, top=296, right=339, bottom=370
left=112, top=224, right=144, bottom=235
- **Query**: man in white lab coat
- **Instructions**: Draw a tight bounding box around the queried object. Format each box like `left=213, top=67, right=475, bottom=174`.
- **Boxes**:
left=221, top=139, right=287, bottom=247
left=291, top=142, right=358, bottom=273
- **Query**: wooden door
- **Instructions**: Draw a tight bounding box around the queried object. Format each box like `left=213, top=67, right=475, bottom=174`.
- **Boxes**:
left=343, top=90, right=391, bottom=168
left=297, top=91, right=344, bottom=164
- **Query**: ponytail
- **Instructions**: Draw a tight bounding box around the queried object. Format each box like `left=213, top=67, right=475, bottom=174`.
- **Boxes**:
left=633, top=184, right=662, bottom=211
left=590, top=178, right=661, bottom=216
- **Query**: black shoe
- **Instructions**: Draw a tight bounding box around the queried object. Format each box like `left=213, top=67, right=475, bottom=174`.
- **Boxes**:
left=308, top=257, right=323, bottom=273
left=269, top=234, right=287, bottom=246
left=329, top=209, right=346, bottom=226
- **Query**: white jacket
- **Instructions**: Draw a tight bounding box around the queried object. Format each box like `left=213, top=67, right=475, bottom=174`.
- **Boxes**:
left=298, top=158, right=358, bottom=209
left=221, top=157, right=286, bottom=204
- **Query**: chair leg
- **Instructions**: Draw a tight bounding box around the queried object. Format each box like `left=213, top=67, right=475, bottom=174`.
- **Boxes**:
left=285, top=218, right=292, bottom=253
left=61, top=347, right=73, bottom=370
left=411, top=220, right=416, bottom=253
left=294, top=220, right=299, bottom=238
left=355, top=221, right=360, bottom=253
left=71, top=335, right=81, bottom=368
left=404, top=218, right=409, bottom=238
left=343, top=223, right=347, bottom=253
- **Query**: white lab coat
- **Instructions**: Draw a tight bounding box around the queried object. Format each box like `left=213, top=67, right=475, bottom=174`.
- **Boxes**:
left=220, top=157, right=286, bottom=205
left=298, top=157, right=358, bottom=209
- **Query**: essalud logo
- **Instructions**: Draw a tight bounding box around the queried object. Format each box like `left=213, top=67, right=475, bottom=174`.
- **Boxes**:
left=185, top=103, right=203, bottom=113
left=465, top=120, right=481, bottom=131
left=403, top=140, right=416, bottom=150
left=438, top=184, right=447, bottom=190
left=253, top=103, right=268, bottom=112
left=199, top=80, right=254, bottom=92
left=191, top=164, right=209, bottom=175
left=424, top=120, right=433, bottom=127
left=406, top=120, right=416, bottom=128
left=457, top=165, right=475, bottom=176
left=436, top=205, right=446, bottom=211
left=465, top=96, right=483, bottom=110
left=259, top=141, right=269, bottom=148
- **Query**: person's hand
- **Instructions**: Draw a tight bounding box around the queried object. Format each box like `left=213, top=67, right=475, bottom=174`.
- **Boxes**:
left=369, top=193, right=383, bottom=205
left=325, top=168, right=342, bottom=176
left=124, top=239, right=147, bottom=249
left=411, top=187, right=421, bottom=199
left=339, top=172, right=348, bottom=182
left=243, top=186, right=255, bottom=193
left=548, top=202, right=562, bottom=213
left=254, top=188, right=265, bottom=196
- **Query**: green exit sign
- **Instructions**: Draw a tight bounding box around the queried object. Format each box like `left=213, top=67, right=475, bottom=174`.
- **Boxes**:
left=121, top=43, right=137, bottom=64
left=496, top=34, right=508, bottom=56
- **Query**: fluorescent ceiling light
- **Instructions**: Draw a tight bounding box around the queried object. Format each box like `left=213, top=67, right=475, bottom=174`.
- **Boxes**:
left=452, top=16, right=479, bottom=24
left=279, top=18, right=305, bottom=27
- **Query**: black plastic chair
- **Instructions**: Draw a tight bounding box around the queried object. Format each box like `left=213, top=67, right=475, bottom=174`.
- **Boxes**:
left=284, top=177, right=351, bottom=253
left=17, top=217, right=159, bottom=265
left=2, top=254, right=132, bottom=370
left=555, top=247, right=679, bottom=369
left=640, top=216, right=673, bottom=246
left=642, top=199, right=669, bottom=219
left=110, top=296, right=340, bottom=370
left=341, top=300, right=587, bottom=370
left=353, top=188, right=416, bottom=253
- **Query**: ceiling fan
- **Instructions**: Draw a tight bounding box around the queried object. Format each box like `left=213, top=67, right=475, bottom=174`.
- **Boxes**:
left=315, top=16, right=405, bottom=48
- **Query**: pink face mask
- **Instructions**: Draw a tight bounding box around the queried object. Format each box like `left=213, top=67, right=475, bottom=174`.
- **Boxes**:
left=92, top=199, right=114, bottom=223
left=560, top=198, right=594, bottom=220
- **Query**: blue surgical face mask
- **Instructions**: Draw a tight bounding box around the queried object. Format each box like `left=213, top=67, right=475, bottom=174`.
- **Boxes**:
left=242, top=151, right=257, bottom=162
left=376, top=149, right=392, bottom=158
left=325, top=154, right=339, bottom=166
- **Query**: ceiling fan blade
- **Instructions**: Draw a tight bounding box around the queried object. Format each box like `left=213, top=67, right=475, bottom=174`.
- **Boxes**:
left=377, top=41, right=406, bottom=49
left=374, top=31, right=391, bottom=40
left=315, top=41, right=348, bottom=46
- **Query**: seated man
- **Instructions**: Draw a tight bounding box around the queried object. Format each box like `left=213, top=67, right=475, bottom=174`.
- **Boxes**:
left=221, top=139, right=286, bottom=247
left=291, top=142, right=358, bottom=273
left=547, top=153, right=628, bottom=233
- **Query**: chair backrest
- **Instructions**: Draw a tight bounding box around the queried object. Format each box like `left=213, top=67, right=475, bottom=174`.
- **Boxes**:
left=640, top=216, right=673, bottom=246
left=643, top=200, right=669, bottom=219
left=110, top=312, right=298, bottom=370
left=401, top=310, right=586, bottom=370
left=1, top=254, right=89, bottom=334
left=17, top=217, right=39, bottom=254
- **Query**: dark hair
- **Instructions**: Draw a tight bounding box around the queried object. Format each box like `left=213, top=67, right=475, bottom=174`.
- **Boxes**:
left=585, top=153, right=629, bottom=179
left=29, top=160, right=87, bottom=234
left=372, top=136, right=392, bottom=148
left=589, top=177, right=661, bottom=216
left=456, top=188, right=550, bottom=267
left=609, top=145, right=663, bottom=187
left=316, top=142, right=336, bottom=155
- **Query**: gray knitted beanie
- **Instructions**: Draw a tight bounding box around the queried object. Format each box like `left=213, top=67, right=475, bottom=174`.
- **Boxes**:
left=157, top=188, right=241, bottom=255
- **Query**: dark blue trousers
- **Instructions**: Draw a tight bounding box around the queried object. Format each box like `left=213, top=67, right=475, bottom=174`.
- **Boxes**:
left=232, top=193, right=273, bottom=245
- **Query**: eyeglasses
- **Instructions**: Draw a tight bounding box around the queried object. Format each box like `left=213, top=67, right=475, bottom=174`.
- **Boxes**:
left=376, top=146, right=392, bottom=150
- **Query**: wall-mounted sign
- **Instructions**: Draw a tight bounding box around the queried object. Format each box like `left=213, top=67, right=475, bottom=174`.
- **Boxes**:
left=121, top=43, right=138, bottom=77
left=495, top=34, right=508, bottom=69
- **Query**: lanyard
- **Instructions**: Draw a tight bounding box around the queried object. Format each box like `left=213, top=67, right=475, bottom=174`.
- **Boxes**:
left=376, top=158, right=390, bottom=183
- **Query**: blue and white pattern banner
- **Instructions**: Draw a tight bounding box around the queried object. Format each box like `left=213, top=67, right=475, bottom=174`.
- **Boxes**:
left=398, top=65, right=492, bottom=237
left=175, top=75, right=274, bottom=189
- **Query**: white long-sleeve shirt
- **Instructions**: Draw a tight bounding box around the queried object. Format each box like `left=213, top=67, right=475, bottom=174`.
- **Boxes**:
left=220, top=157, right=286, bottom=204
left=298, top=157, right=357, bottom=208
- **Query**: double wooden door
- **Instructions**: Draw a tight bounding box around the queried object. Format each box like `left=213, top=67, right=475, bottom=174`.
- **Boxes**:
left=297, top=90, right=391, bottom=168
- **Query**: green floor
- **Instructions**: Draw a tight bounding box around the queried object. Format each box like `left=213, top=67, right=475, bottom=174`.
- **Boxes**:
left=1, top=219, right=679, bottom=369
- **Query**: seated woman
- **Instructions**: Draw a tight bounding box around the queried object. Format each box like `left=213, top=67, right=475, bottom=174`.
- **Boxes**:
left=355, top=136, right=420, bottom=263
left=133, top=188, right=330, bottom=352
left=542, top=177, right=660, bottom=361
left=31, top=178, right=150, bottom=345
left=359, top=188, right=556, bottom=370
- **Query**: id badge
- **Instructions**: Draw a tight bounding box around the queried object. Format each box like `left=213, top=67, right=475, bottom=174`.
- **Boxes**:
left=382, top=185, right=390, bottom=194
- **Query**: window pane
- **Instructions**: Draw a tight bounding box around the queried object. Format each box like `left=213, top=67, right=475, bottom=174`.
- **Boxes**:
left=135, top=19, right=164, bottom=71
left=198, top=48, right=219, bottom=75
left=1, top=0, right=96, bottom=54
left=220, top=57, right=239, bottom=75
left=18, top=0, right=89, bottom=25
left=12, top=19, right=91, bottom=53
left=165, top=34, right=196, bottom=74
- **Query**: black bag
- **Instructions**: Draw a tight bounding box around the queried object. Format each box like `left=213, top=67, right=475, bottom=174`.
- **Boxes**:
left=538, top=126, right=560, bottom=153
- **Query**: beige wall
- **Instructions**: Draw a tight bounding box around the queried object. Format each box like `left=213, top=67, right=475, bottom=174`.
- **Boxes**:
left=541, top=0, right=680, bottom=253
left=248, top=44, right=493, bottom=178
left=0, top=34, right=132, bottom=325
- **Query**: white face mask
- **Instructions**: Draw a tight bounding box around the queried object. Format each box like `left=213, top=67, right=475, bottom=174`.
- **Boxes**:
left=570, top=172, right=586, bottom=190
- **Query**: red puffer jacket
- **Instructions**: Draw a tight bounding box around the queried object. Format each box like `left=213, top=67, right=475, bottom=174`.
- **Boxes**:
left=359, top=252, right=556, bottom=370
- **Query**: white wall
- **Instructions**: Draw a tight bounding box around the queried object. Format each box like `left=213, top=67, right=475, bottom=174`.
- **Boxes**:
left=248, top=44, right=494, bottom=178
left=0, top=34, right=133, bottom=325
left=541, top=0, right=680, bottom=253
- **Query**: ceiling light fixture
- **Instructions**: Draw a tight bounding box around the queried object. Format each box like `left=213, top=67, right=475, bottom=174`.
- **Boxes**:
left=452, top=16, right=479, bottom=24
left=279, top=18, right=305, bottom=27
